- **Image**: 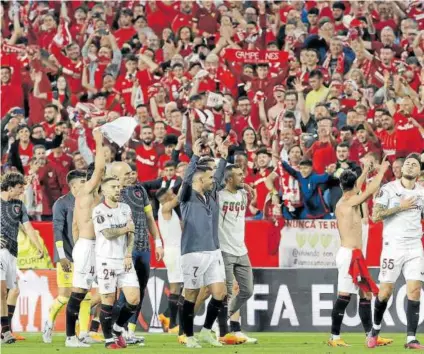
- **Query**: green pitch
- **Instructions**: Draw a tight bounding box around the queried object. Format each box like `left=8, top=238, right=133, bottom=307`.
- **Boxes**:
left=1, top=332, right=410, bottom=353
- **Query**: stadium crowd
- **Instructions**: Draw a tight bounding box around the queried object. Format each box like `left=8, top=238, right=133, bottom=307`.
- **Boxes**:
left=2, top=0, right=424, bottom=222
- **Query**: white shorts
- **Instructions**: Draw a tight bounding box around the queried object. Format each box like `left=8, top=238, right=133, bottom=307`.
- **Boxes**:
left=72, top=238, right=96, bottom=290
left=96, top=257, right=139, bottom=295
left=181, top=249, right=226, bottom=290
left=378, top=241, right=424, bottom=283
left=163, top=247, right=183, bottom=284
left=0, top=249, right=17, bottom=289
left=336, top=247, right=358, bottom=294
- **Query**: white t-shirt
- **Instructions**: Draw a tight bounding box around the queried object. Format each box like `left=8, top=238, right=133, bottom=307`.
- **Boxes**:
left=218, top=189, right=248, bottom=256
left=374, top=180, right=424, bottom=247
left=93, top=202, right=132, bottom=259
left=158, top=206, right=182, bottom=249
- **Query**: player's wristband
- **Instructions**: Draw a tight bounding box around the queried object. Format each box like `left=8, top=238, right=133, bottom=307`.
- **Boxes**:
left=155, top=239, right=162, bottom=248
left=57, top=247, right=66, bottom=260
left=56, top=241, right=66, bottom=259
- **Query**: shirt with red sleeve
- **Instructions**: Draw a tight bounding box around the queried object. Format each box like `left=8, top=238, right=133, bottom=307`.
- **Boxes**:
left=193, top=6, right=220, bottom=35
left=18, top=143, right=33, bottom=168
left=38, top=162, right=69, bottom=216
left=393, top=113, right=424, bottom=157
left=376, top=129, right=396, bottom=163
left=136, top=69, right=155, bottom=105
left=40, top=122, right=57, bottom=140
left=246, top=168, right=272, bottom=211
left=114, top=27, right=137, bottom=48
left=231, top=115, right=260, bottom=141
left=171, top=13, right=193, bottom=33
left=1, top=81, right=24, bottom=113
left=50, top=42, right=84, bottom=93
left=47, top=153, right=73, bottom=175
left=135, top=144, right=159, bottom=181
left=349, top=139, right=382, bottom=164
left=116, top=72, right=137, bottom=115
left=309, top=141, right=337, bottom=174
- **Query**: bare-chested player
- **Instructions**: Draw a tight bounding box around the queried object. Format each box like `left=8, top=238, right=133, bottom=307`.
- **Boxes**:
left=328, top=160, right=393, bottom=348
left=65, top=129, right=105, bottom=348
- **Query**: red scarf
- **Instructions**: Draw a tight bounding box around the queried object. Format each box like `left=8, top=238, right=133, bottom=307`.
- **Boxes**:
left=278, top=161, right=302, bottom=211
left=323, top=51, right=345, bottom=75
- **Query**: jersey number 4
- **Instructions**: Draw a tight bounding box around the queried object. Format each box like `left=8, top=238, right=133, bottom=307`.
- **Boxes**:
left=89, top=266, right=95, bottom=277
left=382, top=258, right=395, bottom=270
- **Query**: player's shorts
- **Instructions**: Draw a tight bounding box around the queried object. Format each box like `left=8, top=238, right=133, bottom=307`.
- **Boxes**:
left=0, top=248, right=17, bottom=289
left=335, top=247, right=358, bottom=294
left=163, top=246, right=183, bottom=284
left=181, top=249, right=226, bottom=290
left=72, top=238, right=96, bottom=290
left=56, top=261, right=74, bottom=288
left=96, top=257, right=139, bottom=295
left=378, top=241, right=424, bottom=283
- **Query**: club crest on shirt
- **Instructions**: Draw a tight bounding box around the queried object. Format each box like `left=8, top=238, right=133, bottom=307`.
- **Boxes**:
left=13, top=205, right=21, bottom=215
left=377, top=188, right=384, bottom=198
left=97, top=215, right=105, bottom=224
left=134, top=190, right=142, bottom=198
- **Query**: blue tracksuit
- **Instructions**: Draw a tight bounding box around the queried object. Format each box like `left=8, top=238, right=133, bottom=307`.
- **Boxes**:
left=282, top=161, right=331, bottom=219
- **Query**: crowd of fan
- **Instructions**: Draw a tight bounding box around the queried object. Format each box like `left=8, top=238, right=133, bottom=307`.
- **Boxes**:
left=1, top=0, right=424, bottom=222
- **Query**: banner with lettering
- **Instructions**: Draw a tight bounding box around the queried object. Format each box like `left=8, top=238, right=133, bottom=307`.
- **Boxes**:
left=223, top=49, right=289, bottom=64
left=278, top=220, right=369, bottom=268
left=17, top=228, right=53, bottom=269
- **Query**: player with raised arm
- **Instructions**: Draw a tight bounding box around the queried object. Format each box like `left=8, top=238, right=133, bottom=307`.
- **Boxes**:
left=179, top=139, right=227, bottom=349
left=328, top=160, right=393, bottom=347
left=43, top=170, right=103, bottom=344
left=1, top=172, right=44, bottom=344
left=65, top=129, right=105, bottom=348
left=368, top=153, right=424, bottom=350
left=93, top=177, right=140, bottom=350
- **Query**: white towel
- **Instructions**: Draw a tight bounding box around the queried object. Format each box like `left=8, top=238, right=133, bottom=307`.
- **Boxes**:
left=98, top=117, right=138, bottom=147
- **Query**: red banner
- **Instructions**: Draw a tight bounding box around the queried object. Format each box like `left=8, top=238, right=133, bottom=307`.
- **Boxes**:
left=223, top=49, right=288, bottom=64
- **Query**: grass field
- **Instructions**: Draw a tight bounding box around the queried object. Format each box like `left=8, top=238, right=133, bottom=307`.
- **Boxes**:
left=0, top=332, right=412, bottom=354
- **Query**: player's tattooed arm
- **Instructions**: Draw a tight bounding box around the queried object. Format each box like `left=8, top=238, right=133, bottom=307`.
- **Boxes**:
left=102, top=226, right=132, bottom=240
left=371, top=203, right=402, bottom=223
left=126, top=230, right=134, bottom=257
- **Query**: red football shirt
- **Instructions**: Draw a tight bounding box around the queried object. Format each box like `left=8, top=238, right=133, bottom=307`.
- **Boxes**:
left=135, top=145, right=159, bottom=181
left=246, top=169, right=272, bottom=211
left=309, top=141, right=337, bottom=174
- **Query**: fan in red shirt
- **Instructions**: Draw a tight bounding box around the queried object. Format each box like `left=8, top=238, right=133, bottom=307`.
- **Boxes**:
left=116, top=55, right=138, bottom=115
left=332, top=2, right=348, bottom=34
left=305, top=118, right=337, bottom=174
left=113, top=8, right=137, bottom=49
left=50, top=42, right=84, bottom=94
left=170, top=1, right=195, bottom=33
left=157, top=135, right=179, bottom=176
left=349, top=124, right=382, bottom=164
left=135, top=125, right=160, bottom=182
left=1, top=66, right=24, bottom=114
left=47, top=146, right=73, bottom=175
left=375, top=112, right=397, bottom=163
left=231, top=96, right=261, bottom=140
left=245, top=148, right=273, bottom=219
left=40, top=104, right=60, bottom=140
left=192, top=1, right=220, bottom=40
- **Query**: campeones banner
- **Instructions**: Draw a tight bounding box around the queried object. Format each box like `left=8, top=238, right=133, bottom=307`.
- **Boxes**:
left=223, top=49, right=289, bottom=63
left=279, top=220, right=369, bottom=268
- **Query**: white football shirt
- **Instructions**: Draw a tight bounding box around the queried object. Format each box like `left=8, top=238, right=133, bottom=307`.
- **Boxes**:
left=218, top=189, right=248, bottom=256
left=374, top=179, right=424, bottom=247
left=93, top=202, right=132, bottom=259
left=158, top=206, right=182, bottom=248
